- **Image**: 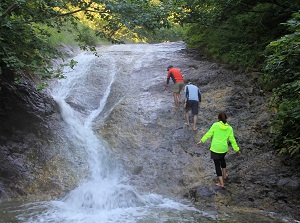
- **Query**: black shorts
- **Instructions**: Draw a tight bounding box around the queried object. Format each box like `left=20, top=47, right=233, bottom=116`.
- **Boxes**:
left=211, top=151, right=227, bottom=160
left=186, top=100, right=199, bottom=115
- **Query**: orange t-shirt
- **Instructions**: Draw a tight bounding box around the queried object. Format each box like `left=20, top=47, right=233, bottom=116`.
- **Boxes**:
left=167, top=68, right=184, bottom=84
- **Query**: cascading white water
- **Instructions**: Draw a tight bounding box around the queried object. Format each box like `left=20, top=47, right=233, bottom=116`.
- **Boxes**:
left=52, top=53, right=117, bottom=181
left=0, top=42, right=293, bottom=223
left=51, top=53, right=133, bottom=211
left=14, top=44, right=207, bottom=223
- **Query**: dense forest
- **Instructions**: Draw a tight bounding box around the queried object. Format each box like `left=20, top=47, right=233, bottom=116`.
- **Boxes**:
left=0, top=0, right=299, bottom=159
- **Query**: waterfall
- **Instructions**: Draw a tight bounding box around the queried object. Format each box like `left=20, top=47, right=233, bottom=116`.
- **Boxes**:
left=0, top=42, right=291, bottom=223
left=15, top=45, right=202, bottom=223
left=50, top=52, right=148, bottom=211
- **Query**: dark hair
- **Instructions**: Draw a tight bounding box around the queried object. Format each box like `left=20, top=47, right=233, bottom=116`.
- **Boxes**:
left=167, top=65, right=173, bottom=71
left=218, top=112, right=227, bottom=123
left=185, top=79, right=192, bottom=84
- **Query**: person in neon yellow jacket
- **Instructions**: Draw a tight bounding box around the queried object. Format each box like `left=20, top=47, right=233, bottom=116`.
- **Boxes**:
left=196, top=112, right=241, bottom=188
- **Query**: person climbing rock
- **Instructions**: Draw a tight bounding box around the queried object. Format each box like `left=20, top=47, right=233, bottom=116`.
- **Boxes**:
left=166, top=65, right=184, bottom=108
left=196, top=112, right=241, bottom=188
left=184, top=81, right=201, bottom=131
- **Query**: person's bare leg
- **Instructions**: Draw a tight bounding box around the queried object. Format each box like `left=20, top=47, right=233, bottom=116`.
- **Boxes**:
left=176, top=92, right=180, bottom=107
left=216, top=176, right=224, bottom=188
left=173, top=93, right=178, bottom=108
left=185, top=111, right=190, bottom=126
left=193, top=115, right=198, bottom=131
left=222, top=168, right=228, bottom=180
left=177, top=92, right=181, bottom=103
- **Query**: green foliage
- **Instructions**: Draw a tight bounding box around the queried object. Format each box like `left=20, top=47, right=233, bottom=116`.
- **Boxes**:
left=263, top=13, right=300, bottom=89
left=94, top=0, right=172, bottom=43
left=0, top=18, right=61, bottom=81
left=0, top=0, right=171, bottom=89
left=263, top=12, right=300, bottom=158
left=128, top=24, right=184, bottom=43
left=150, top=25, right=184, bottom=43
left=185, top=21, right=264, bottom=67
left=183, top=0, right=300, bottom=68
left=38, top=22, right=79, bottom=47
left=179, top=0, right=300, bottom=159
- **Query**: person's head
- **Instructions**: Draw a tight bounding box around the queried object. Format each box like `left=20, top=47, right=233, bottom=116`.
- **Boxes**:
left=185, top=79, right=193, bottom=85
left=218, top=112, right=227, bottom=123
left=167, top=65, right=173, bottom=71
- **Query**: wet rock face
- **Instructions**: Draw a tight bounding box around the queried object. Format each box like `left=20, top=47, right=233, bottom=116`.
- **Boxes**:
left=0, top=71, right=85, bottom=201
left=0, top=43, right=299, bottom=221
left=97, top=47, right=300, bottom=220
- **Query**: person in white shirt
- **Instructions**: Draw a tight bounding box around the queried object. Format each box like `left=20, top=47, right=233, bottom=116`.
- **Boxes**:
left=184, top=82, right=201, bottom=131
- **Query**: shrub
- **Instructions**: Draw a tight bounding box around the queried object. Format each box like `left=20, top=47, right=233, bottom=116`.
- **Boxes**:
left=263, top=12, right=300, bottom=158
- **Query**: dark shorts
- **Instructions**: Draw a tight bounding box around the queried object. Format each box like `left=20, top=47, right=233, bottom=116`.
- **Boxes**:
left=185, top=100, right=199, bottom=115
left=211, top=151, right=227, bottom=160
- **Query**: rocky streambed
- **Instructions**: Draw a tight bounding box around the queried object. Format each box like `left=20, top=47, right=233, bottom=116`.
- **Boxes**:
left=0, top=42, right=299, bottom=222
left=95, top=44, right=300, bottom=221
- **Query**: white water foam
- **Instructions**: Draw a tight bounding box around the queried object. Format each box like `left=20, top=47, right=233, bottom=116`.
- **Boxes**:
left=16, top=46, right=212, bottom=223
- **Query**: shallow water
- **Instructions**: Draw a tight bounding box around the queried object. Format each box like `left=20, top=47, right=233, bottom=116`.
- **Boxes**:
left=0, top=42, right=298, bottom=223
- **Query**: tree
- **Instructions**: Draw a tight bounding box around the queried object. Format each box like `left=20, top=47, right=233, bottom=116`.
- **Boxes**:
left=181, top=0, right=300, bottom=67
left=263, top=11, right=300, bottom=158
left=0, top=0, right=171, bottom=87
left=174, top=1, right=300, bottom=159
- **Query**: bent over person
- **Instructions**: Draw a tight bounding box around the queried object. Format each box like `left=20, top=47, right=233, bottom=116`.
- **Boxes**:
left=184, top=82, right=201, bottom=131
left=196, top=112, right=241, bottom=188
left=166, top=65, right=184, bottom=108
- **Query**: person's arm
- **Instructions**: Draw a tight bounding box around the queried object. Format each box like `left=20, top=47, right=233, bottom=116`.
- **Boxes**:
left=201, top=124, right=215, bottom=142
left=229, top=128, right=240, bottom=153
left=183, top=86, right=187, bottom=108
left=166, top=71, right=171, bottom=85
left=165, top=79, right=170, bottom=91
left=166, top=79, right=170, bottom=85
left=196, top=123, right=215, bottom=146
left=185, top=86, right=189, bottom=100
left=198, top=90, right=201, bottom=108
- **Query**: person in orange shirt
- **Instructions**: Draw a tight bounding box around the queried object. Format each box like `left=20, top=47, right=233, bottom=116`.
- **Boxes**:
left=166, top=65, right=184, bottom=108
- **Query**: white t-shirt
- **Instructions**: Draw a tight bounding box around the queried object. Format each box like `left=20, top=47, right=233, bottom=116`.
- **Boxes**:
left=184, top=84, right=200, bottom=101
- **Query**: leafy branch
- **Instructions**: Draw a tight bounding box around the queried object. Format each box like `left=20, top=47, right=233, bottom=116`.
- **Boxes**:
left=0, top=0, right=171, bottom=89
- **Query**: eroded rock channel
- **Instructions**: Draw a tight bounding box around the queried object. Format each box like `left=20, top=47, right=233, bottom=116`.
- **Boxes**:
left=0, top=42, right=299, bottom=222
left=96, top=42, right=300, bottom=220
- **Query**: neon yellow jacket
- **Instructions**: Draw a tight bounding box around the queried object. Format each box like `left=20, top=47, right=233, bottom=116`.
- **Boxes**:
left=201, top=121, right=240, bottom=154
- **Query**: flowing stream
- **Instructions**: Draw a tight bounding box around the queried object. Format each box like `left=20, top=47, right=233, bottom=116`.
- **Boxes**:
left=2, top=43, right=214, bottom=223
left=0, top=42, right=297, bottom=223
